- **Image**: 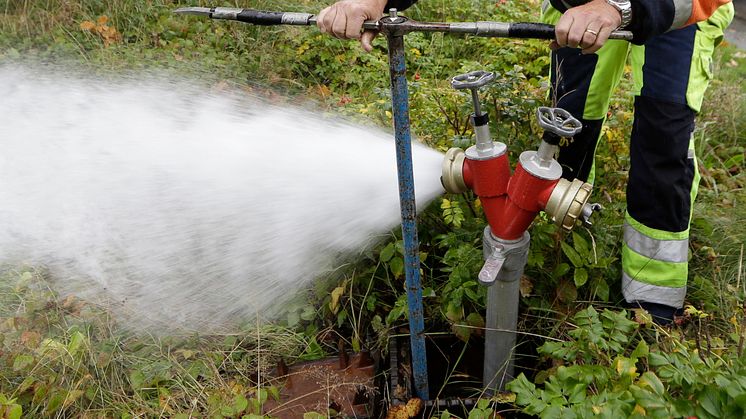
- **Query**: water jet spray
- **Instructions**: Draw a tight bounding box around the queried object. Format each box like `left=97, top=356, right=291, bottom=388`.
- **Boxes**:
left=174, top=7, right=627, bottom=400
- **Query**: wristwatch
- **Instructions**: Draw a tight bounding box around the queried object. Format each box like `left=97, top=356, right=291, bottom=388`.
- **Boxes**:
left=605, top=0, right=633, bottom=29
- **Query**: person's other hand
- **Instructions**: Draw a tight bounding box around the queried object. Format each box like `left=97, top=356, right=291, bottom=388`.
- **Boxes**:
left=552, top=0, right=622, bottom=54
left=317, top=0, right=388, bottom=52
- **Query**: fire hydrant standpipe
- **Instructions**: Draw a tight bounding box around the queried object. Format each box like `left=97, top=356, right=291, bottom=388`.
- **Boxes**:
left=174, top=7, right=622, bottom=401
left=442, top=71, right=600, bottom=392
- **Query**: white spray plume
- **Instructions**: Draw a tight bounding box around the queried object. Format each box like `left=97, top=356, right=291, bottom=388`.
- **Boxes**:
left=0, top=66, right=445, bottom=334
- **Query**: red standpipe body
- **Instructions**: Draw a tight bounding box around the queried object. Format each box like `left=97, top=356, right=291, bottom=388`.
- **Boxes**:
left=462, top=156, right=558, bottom=241
left=462, top=154, right=511, bottom=225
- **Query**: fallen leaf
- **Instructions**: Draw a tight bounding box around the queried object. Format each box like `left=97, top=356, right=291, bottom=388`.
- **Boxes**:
left=20, top=331, right=41, bottom=348
left=329, top=285, right=345, bottom=314
left=519, top=275, right=533, bottom=297
left=633, top=309, right=653, bottom=326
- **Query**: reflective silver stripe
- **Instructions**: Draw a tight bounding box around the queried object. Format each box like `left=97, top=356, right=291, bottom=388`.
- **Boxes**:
left=624, top=222, right=689, bottom=263
left=281, top=12, right=313, bottom=25
left=622, top=272, right=686, bottom=307
left=669, top=0, right=693, bottom=30
left=542, top=0, right=551, bottom=14
left=211, top=7, right=242, bottom=20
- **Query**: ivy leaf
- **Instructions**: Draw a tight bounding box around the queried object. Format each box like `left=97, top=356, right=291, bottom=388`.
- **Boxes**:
left=8, top=404, right=22, bottom=419
left=380, top=242, right=395, bottom=262
left=129, top=370, right=145, bottom=391
left=12, top=354, right=34, bottom=372
left=46, top=391, right=65, bottom=413
left=614, top=356, right=637, bottom=379
left=638, top=371, right=664, bottom=395
left=386, top=296, right=407, bottom=325
left=631, top=340, right=649, bottom=361
left=572, top=231, right=591, bottom=260
left=67, top=331, right=86, bottom=357
left=574, top=267, right=588, bottom=287
left=466, top=312, right=485, bottom=332
left=300, top=305, right=316, bottom=321
left=445, top=300, right=463, bottom=323
left=256, top=389, right=268, bottom=405
left=552, top=262, right=571, bottom=279
left=389, top=257, right=404, bottom=279
left=592, top=278, right=610, bottom=302
left=336, top=309, right=348, bottom=327
left=648, top=352, right=670, bottom=367
left=697, top=388, right=722, bottom=418
left=561, top=242, right=583, bottom=268
left=452, top=322, right=471, bottom=342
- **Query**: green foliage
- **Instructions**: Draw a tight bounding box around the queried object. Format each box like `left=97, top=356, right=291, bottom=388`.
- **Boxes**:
left=560, top=231, right=616, bottom=301
left=509, top=306, right=746, bottom=418
left=0, top=394, right=22, bottom=419
left=0, top=269, right=306, bottom=417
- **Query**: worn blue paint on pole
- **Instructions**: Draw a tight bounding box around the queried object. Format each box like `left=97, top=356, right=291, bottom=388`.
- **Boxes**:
left=386, top=33, right=430, bottom=400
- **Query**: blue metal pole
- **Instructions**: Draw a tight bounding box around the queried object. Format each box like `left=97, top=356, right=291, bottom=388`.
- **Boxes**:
left=385, top=33, right=429, bottom=400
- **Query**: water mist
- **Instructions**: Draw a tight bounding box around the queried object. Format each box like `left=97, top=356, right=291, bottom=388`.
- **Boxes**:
left=0, top=66, right=445, bottom=334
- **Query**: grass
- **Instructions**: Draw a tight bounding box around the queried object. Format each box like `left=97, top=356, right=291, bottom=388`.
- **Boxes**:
left=0, top=0, right=745, bottom=417
left=0, top=267, right=317, bottom=417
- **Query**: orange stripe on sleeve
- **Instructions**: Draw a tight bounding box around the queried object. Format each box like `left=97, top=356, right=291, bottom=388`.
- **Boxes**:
left=685, top=0, right=731, bottom=25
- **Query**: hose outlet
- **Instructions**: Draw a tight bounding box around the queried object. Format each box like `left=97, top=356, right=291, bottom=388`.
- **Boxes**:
left=544, top=178, right=594, bottom=233
left=441, top=147, right=467, bottom=194
left=581, top=202, right=603, bottom=226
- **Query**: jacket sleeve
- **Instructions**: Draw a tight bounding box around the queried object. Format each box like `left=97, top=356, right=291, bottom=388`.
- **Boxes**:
left=384, top=0, right=418, bottom=11
left=549, top=0, right=732, bottom=44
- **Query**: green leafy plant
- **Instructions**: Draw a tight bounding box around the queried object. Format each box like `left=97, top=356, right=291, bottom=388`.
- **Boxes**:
left=509, top=306, right=746, bottom=418
left=559, top=231, right=617, bottom=302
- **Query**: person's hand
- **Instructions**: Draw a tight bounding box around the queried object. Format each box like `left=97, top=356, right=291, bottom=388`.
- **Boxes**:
left=317, top=0, right=388, bottom=52
left=552, top=0, right=622, bottom=54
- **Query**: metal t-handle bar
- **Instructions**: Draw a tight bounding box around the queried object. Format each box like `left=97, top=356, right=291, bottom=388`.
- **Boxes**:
left=174, top=7, right=634, bottom=41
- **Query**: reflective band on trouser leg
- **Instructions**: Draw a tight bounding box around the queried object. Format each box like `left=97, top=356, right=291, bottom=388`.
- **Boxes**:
left=624, top=95, right=695, bottom=308
left=622, top=214, right=688, bottom=307
left=622, top=4, right=732, bottom=308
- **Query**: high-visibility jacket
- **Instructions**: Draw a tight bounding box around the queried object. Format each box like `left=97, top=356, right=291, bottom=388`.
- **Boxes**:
left=547, top=0, right=732, bottom=42
left=385, top=0, right=732, bottom=43
left=539, top=3, right=733, bottom=309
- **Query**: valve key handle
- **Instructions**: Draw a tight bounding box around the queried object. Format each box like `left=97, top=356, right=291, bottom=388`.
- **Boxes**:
left=451, top=70, right=495, bottom=90
left=537, top=106, right=582, bottom=138
left=452, top=70, right=495, bottom=117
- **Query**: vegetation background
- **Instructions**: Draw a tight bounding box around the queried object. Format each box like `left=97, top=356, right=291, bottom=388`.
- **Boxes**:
left=0, top=0, right=744, bottom=417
